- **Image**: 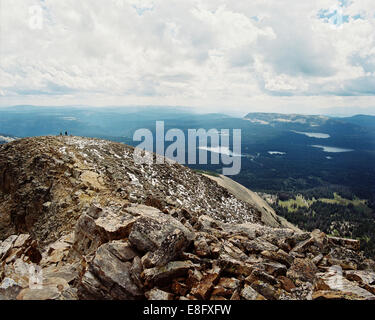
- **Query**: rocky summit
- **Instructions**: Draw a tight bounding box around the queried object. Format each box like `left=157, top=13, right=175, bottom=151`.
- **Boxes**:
left=0, top=136, right=374, bottom=300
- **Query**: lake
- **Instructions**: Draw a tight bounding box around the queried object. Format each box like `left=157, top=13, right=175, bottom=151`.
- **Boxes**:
left=311, top=145, right=354, bottom=153
left=198, top=146, right=243, bottom=157
left=268, top=151, right=286, bottom=155
left=291, top=131, right=330, bottom=139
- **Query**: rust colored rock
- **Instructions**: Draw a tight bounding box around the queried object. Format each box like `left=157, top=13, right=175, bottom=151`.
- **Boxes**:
left=190, top=269, right=220, bottom=300
left=278, top=276, right=296, bottom=293
left=287, top=258, right=317, bottom=283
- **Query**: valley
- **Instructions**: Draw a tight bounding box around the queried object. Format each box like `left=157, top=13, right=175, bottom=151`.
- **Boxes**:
left=1, top=106, right=374, bottom=257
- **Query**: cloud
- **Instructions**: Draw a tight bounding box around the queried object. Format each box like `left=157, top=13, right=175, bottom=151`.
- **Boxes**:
left=0, top=0, right=375, bottom=114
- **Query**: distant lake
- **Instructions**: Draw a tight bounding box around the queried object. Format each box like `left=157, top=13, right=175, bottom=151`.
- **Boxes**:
left=311, top=145, right=354, bottom=153
left=198, top=146, right=242, bottom=157
left=291, top=131, right=330, bottom=139
left=268, top=151, right=286, bottom=155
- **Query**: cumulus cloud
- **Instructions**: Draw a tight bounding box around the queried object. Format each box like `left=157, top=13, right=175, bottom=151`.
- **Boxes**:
left=0, top=0, right=374, bottom=114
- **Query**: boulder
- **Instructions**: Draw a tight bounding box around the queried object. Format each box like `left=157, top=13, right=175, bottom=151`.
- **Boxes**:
left=246, top=269, right=278, bottom=286
left=258, top=262, right=287, bottom=277
left=316, top=266, right=375, bottom=300
left=80, top=242, right=143, bottom=299
left=17, top=277, right=71, bottom=300
left=72, top=207, right=137, bottom=257
left=250, top=280, right=281, bottom=300
left=190, top=266, right=221, bottom=300
left=329, top=236, right=360, bottom=251
left=218, top=254, right=254, bottom=276
left=278, top=276, right=295, bottom=292
left=240, top=284, right=266, bottom=300
left=287, top=258, right=317, bottom=283
left=326, top=247, right=363, bottom=270
left=129, top=209, right=194, bottom=257
left=261, top=249, right=294, bottom=267
left=143, top=261, right=195, bottom=287
left=142, top=229, right=189, bottom=268
left=244, top=239, right=279, bottom=254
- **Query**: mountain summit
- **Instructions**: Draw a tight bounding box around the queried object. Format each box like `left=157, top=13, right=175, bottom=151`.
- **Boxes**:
left=0, top=136, right=374, bottom=300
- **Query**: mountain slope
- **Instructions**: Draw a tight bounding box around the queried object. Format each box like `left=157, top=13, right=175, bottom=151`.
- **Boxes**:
left=202, top=174, right=300, bottom=231
left=0, top=136, right=261, bottom=244
left=0, top=136, right=374, bottom=301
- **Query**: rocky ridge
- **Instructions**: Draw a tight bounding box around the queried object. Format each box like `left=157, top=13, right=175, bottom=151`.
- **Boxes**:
left=0, top=136, right=375, bottom=300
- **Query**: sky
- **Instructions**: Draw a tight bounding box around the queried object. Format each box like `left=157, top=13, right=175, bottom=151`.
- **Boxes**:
left=0, top=0, right=375, bottom=115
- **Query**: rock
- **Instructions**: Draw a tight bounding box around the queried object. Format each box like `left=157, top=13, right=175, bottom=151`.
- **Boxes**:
left=2, top=258, right=33, bottom=288
left=345, top=270, right=375, bottom=295
left=220, top=222, right=263, bottom=240
left=312, top=290, right=367, bottom=300
left=345, top=270, right=375, bottom=285
left=143, top=261, right=195, bottom=287
left=261, top=249, right=294, bottom=267
left=129, top=209, right=194, bottom=255
left=250, top=280, right=281, bottom=300
left=246, top=269, right=278, bottom=286
left=278, top=276, right=295, bottom=292
left=142, top=229, right=189, bottom=267
left=218, top=254, right=254, bottom=276
left=72, top=208, right=136, bottom=257
left=93, top=212, right=136, bottom=240
left=329, top=236, right=360, bottom=251
left=171, top=280, right=189, bottom=296
left=244, top=239, right=279, bottom=254
left=316, top=266, right=375, bottom=300
left=104, top=240, right=138, bottom=262
left=212, top=277, right=241, bottom=298
left=210, top=295, right=227, bottom=300
left=130, top=256, right=144, bottom=289
left=0, top=278, right=22, bottom=300
left=190, top=267, right=220, bottom=300
left=81, top=242, right=143, bottom=299
left=259, top=262, right=287, bottom=277
left=13, top=234, right=32, bottom=248
left=186, top=269, right=204, bottom=289
left=291, top=237, right=315, bottom=254
left=311, top=253, right=324, bottom=265
left=326, top=247, right=363, bottom=270
left=0, top=235, right=18, bottom=261
left=222, top=241, right=248, bottom=261
left=145, top=288, right=174, bottom=300
left=43, top=263, right=79, bottom=284
left=218, top=277, right=240, bottom=290
left=17, top=287, right=61, bottom=300
left=287, top=258, right=317, bottom=283
left=17, top=277, right=71, bottom=300
left=240, top=284, right=266, bottom=300
left=194, top=237, right=211, bottom=257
